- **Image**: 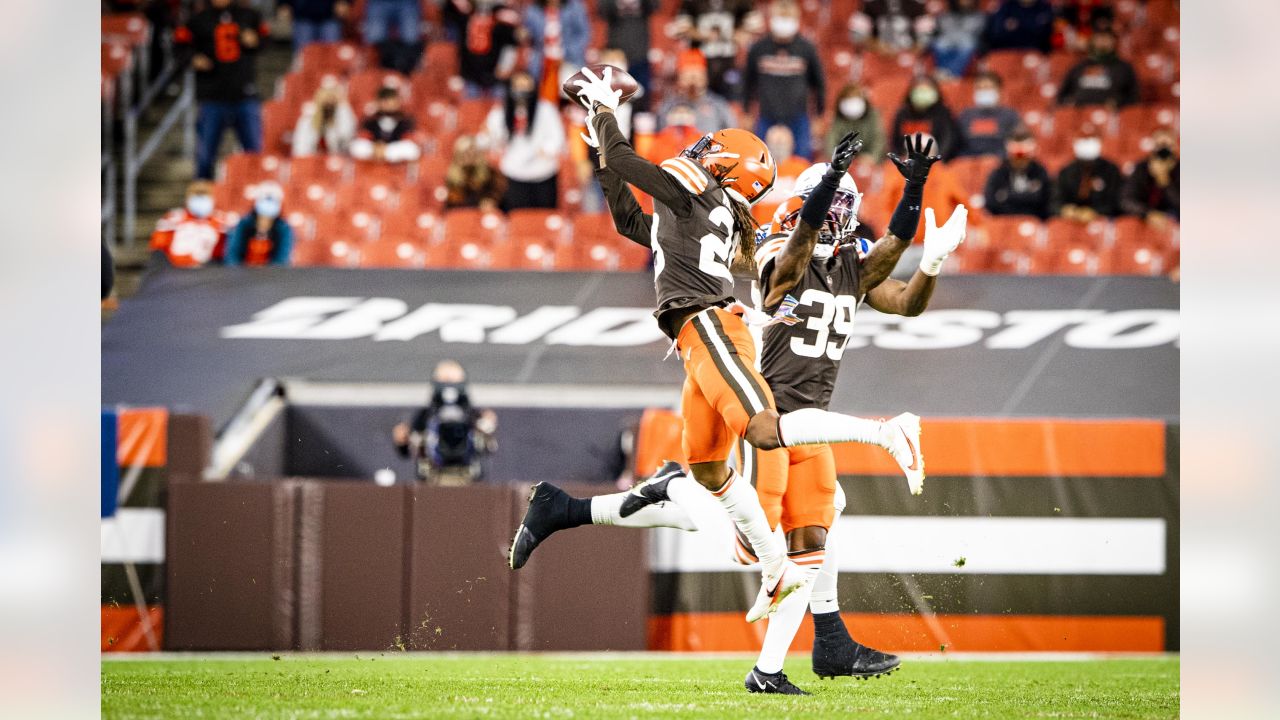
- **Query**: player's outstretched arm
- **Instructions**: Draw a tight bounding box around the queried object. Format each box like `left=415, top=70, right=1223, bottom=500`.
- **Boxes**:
left=865, top=204, right=967, bottom=316
left=594, top=162, right=653, bottom=248
left=763, top=132, right=863, bottom=309
left=859, top=133, right=942, bottom=291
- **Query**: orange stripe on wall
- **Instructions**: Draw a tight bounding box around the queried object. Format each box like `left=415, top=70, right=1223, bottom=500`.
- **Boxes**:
left=116, top=407, right=168, bottom=468
left=102, top=605, right=164, bottom=652
left=649, top=612, right=1164, bottom=653
left=634, top=412, right=1166, bottom=478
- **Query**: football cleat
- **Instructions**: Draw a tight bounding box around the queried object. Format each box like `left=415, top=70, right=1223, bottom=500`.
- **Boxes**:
left=812, top=621, right=901, bottom=679
left=618, top=460, right=684, bottom=518
left=746, top=558, right=809, bottom=623
left=745, top=667, right=810, bottom=695
left=508, top=482, right=573, bottom=570
left=883, top=412, right=925, bottom=495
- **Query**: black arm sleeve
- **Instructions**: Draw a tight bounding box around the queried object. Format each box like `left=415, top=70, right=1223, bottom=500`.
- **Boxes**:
left=592, top=112, right=693, bottom=215
left=594, top=166, right=653, bottom=247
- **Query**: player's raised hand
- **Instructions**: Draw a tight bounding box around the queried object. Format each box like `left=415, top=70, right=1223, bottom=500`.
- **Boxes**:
left=572, top=65, right=623, bottom=112
left=919, top=204, right=968, bottom=276
left=828, top=132, right=863, bottom=175
left=888, top=133, right=942, bottom=185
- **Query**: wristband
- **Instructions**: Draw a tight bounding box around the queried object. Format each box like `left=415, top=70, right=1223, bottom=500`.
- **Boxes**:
left=887, top=181, right=924, bottom=241
left=799, top=172, right=841, bottom=230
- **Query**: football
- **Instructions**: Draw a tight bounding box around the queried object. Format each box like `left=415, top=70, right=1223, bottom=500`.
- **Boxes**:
left=561, top=63, right=640, bottom=110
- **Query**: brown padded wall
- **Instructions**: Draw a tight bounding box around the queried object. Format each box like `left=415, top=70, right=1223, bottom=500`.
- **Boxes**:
left=165, top=482, right=296, bottom=649
left=406, top=485, right=516, bottom=650
left=312, top=483, right=409, bottom=651
left=512, top=483, right=649, bottom=651
left=166, top=413, right=212, bottom=482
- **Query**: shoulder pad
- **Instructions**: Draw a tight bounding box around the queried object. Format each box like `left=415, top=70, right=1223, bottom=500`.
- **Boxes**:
left=753, top=233, right=788, bottom=276
left=660, top=156, right=710, bottom=195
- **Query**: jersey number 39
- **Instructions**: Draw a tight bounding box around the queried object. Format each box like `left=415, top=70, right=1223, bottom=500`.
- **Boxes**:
left=790, top=289, right=857, bottom=360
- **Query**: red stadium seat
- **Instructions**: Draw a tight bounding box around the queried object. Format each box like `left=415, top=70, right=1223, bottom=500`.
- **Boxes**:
left=947, top=156, right=1001, bottom=206
left=296, top=42, right=377, bottom=78
left=288, top=155, right=350, bottom=185
left=220, top=153, right=287, bottom=185
left=102, top=14, right=148, bottom=51
left=1039, top=242, right=1114, bottom=275
left=335, top=180, right=402, bottom=214
left=443, top=208, right=506, bottom=247
left=946, top=244, right=992, bottom=274
left=261, top=100, right=294, bottom=154
left=979, top=215, right=1043, bottom=253
left=293, top=237, right=360, bottom=267
left=1110, top=241, right=1170, bottom=276
left=283, top=210, right=315, bottom=243
left=980, top=50, right=1047, bottom=85
left=455, top=99, right=498, bottom=134
left=423, top=42, right=460, bottom=79
left=101, top=42, right=132, bottom=85
left=358, top=236, right=427, bottom=269
left=347, top=70, right=411, bottom=116
left=1045, top=218, right=1111, bottom=252
left=288, top=179, right=335, bottom=214
left=350, top=159, right=413, bottom=189
left=508, top=209, right=571, bottom=247
left=314, top=208, right=379, bottom=242
left=383, top=207, right=442, bottom=243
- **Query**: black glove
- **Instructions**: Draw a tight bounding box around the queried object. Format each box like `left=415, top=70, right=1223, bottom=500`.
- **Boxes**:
left=827, top=131, right=863, bottom=175
left=888, top=133, right=942, bottom=185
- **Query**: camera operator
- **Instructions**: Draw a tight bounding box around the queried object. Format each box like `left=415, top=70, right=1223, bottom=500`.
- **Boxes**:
left=392, top=360, right=496, bottom=484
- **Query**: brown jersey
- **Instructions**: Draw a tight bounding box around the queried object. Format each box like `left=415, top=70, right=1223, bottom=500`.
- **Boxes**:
left=755, top=233, right=864, bottom=414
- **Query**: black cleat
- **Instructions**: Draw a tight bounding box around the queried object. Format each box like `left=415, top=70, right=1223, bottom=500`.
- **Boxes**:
left=745, top=667, right=810, bottom=695
left=618, top=460, right=685, bottom=518
left=508, top=482, right=575, bottom=570
left=812, top=614, right=901, bottom=679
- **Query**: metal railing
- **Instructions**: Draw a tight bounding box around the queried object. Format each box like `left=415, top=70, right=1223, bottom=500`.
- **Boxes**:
left=120, top=61, right=196, bottom=247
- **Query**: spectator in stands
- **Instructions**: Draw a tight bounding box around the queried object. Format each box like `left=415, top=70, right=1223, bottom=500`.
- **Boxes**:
left=178, top=0, right=266, bottom=179
left=891, top=75, right=960, bottom=160
left=1056, top=0, right=1115, bottom=52
left=641, top=103, right=707, bottom=163
left=675, top=0, right=761, bottom=99
left=877, top=134, right=976, bottom=274
left=482, top=70, right=566, bottom=210
left=983, top=127, right=1052, bottom=218
left=1054, top=124, right=1123, bottom=221
left=350, top=86, right=422, bottom=163
left=149, top=180, right=228, bottom=268
left=1121, top=127, right=1179, bottom=224
left=457, top=1, right=521, bottom=99
left=598, top=0, right=659, bottom=108
left=656, top=50, right=735, bottom=134
left=525, top=0, right=590, bottom=86
left=1056, top=29, right=1139, bottom=108
left=825, top=83, right=885, bottom=166
left=224, top=182, right=295, bottom=266
left=930, top=0, right=986, bottom=77
left=957, top=71, right=1021, bottom=157
left=983, top=0, right=1055, bottom=54
left=277, top=1, right=350, bottom=52
left=445, top=135, right=506, bottom=211
left=291, top=78, right=358, bottom=157
left=752, top=125, right=812, bottom=226
left=743, top=0, right=825, bottom=159
left=363, top=0, right=423, bottom=73
left=851, top=0, right=932, bottom=54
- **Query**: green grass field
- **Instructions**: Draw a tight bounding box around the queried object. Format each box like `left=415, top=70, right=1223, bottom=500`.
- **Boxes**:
left=102, top=653, right=1178, bottom=719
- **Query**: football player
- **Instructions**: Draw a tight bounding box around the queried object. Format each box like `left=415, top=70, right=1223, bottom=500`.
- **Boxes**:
left=510, top=67, right=936, bottom=623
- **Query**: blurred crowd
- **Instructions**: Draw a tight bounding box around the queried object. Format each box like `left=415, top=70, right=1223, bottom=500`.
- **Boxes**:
left=109, top=0, right=1179, bottom=271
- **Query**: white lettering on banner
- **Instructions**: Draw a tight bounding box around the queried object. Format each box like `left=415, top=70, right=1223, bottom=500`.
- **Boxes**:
left=374, top=304, right=517, bottom=343
left=221, top=297, right=362, bottom=338
left=1064, top=310, right=1181, bottom=349
left=874, top=310, right=1003, bottom=350
left=545, top=308, right=669, bottom=347
left=221, top=298, right=1180, bottom=349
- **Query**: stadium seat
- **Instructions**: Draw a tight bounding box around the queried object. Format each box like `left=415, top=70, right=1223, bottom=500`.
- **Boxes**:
left=981, top=50, right=1046, bottom=85
left=1045, top=218, right=1111, bottom=251
left=288, top=179, right=335, bottom=214
left=455, top=99, right=498, bottom=134
left=347, top=70, right=411, bottom=115
left=102, top=14, right=149, bottom=48
left=358, top=236, right=427, bottom=269
left=982, top=215, right=1044, bottom=252
left=288, top=155, right=350, bottom=185
left=423, top=42, right=460, bottom=79
left=1040, top=242, right=1114, bottom=275
left=443, top=208, right=506, bottom=248
left=220, top=153, right=287, bottom=186
left=1110, top=241, right=1170, bottom=276
left=283, top=210, right=315, bottom=243
left=291, top=237, right=360, bottom=267
left=435, top=235, right=507, bottom=270
left=504, top=237, right=567, bottom=271
left=938, top=78, right=977, bottom=114
left=314, top=208, right=379, bottom=243
left=570, top=213, right=651, bottom=271
left=508, top=209, right=571, bottom=248
left=948, top=156, right=1001, bottom=206
left=946, top=244, right=992, bottom=274
left=296, top=42, right=376, bottom=78
left=383, top=206, right=442, bottom=243
left=335, top=180, right=402, bottom=214
left=351, top=159, right=413, bottom=189
left=261, top=100, right=294, bottom=154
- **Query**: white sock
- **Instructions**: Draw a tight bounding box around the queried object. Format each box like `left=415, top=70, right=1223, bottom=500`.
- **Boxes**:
left=756, top=564, right=820, bottom=673
left=711, top=470, right=783, bottom=567
left=810, top=489, right=845, bottom=615
left=589, top=492, right=697, bottom=531
left=777, top=408, right=885, bottom=448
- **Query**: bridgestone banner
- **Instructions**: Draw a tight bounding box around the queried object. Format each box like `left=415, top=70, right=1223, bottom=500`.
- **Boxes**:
left=103, top=267, right=1179, bottom=425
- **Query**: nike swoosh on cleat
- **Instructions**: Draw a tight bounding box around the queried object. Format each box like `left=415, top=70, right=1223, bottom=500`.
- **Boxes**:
left=899, top=426, right=920, bottom=471
left=765, top=576, right=782, bottom=598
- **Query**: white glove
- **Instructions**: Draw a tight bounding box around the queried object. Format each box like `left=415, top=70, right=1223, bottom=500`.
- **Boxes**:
left=919, top=204, right=967, bottom=276
left=572, top=65, right=622, bottom=112
left=580, top=107, right=600, bottom=148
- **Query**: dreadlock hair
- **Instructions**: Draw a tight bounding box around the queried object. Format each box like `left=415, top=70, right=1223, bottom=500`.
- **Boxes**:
left=729, top=197, right=758, bottom=274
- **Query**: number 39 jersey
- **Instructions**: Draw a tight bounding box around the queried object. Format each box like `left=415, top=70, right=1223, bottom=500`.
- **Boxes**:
left=650, top=156, right=740, bottom=338
left=754, top=233, right=865, bottom=414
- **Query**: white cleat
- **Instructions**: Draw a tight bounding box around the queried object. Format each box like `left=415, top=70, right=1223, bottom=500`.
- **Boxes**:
left=884, top=413, right=925, bottom=495
left=746, top=558, right=809, bottom=623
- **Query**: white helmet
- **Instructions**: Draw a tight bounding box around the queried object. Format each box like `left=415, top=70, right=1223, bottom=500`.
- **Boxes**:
left=781, top=162, right=863, bottom=244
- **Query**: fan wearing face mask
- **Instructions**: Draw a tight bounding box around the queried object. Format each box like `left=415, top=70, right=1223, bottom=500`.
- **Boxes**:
left=1056, top=29, right=1139, bottom=108
left=825, top=84, right=884, bottom=166
left=743, top=0, right=825, bottom=159
left=224, top=182, right=295, bottom=266
left=149, top=180, right=229, bottom=268
left=891, top=75, right=960, bottom=160
left=1054, top=125, right=1123, bottom=222
left=983, top=126, right=1052, bottom=218
left=1120, top=127, right=1179, bottom=225
left=957, top=71, right=1021, bottom=157
left=349, top=85, right=422, bottom=163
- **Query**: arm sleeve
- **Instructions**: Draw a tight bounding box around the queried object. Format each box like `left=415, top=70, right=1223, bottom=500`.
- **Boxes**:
left=273, top=221, right=295, bottom=265
left=594, top=166, right=654, bottom=247
left=592, top=112, right=693, bottom=214
left=222, top=220, right=245, bottom=266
